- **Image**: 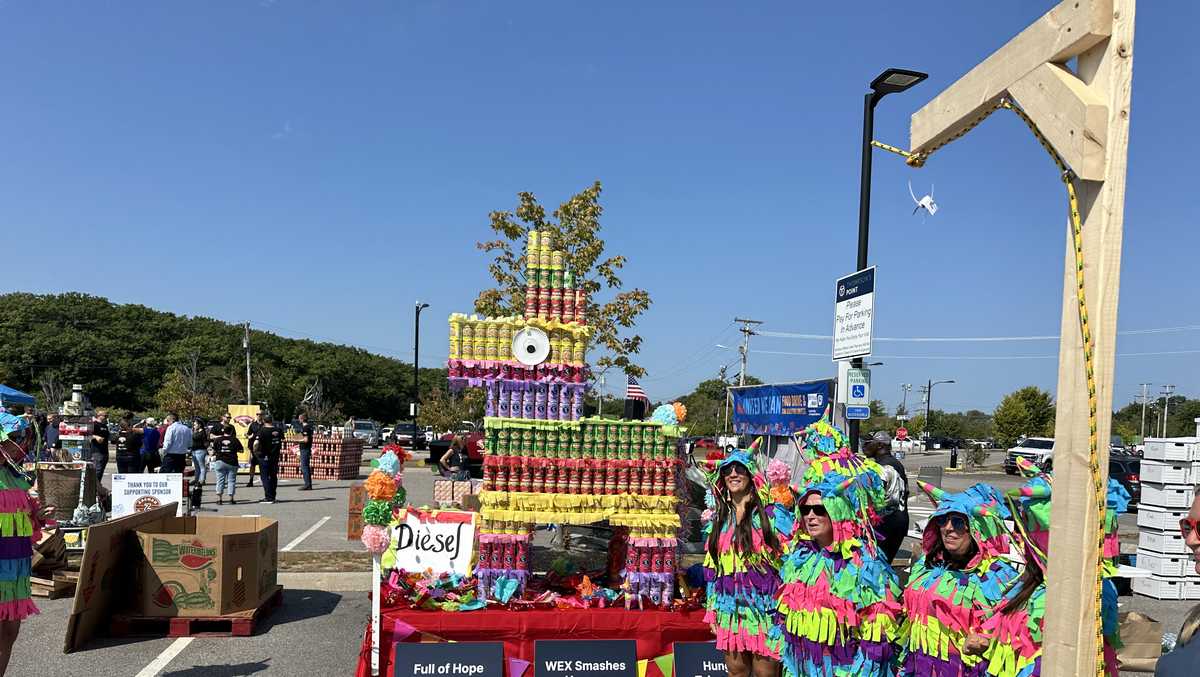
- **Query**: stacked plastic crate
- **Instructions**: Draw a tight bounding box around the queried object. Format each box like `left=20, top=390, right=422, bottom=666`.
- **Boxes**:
left=1133, top=433, right=1200, bottom=600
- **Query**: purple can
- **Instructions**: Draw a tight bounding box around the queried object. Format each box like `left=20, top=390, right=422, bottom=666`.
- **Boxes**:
left=521, top=389, right=535, bottom=419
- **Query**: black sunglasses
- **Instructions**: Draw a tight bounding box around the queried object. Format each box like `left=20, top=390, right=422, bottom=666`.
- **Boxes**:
left=933, top=514, right=969, bottom=532
left=797, top=504, right=828, bottom=517
left=719, top=463, right=749, bottom=477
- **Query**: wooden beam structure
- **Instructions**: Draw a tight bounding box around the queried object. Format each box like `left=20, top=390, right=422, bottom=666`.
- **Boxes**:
left=908, top=1, right=1135, bottom=674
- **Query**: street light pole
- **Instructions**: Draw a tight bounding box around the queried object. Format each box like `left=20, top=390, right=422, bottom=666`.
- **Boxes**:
left=849, top=67, right=927, bottom=452
left=924, top=379, right=955, bottom=439
left=900, top=383, right=912, bottom=415
left=413, top=302, right=429, bottom=445
left=1138, top=383, right=1151, bottom=441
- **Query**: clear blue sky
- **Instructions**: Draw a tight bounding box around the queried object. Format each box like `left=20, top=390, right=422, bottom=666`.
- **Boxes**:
left=3, top=1, right=1197, bottom=412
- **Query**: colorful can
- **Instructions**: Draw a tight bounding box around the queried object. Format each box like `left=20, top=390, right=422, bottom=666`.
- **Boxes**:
left=625, top=543, right=639, bottom=574
left=496, top=462, right=509, bottom=493
left=502, top=540, right=516, bottom=570
left=483, top=462, right=498, bottom=491
left=574, top=290, right=588, bottom=324
left=638, top=546, right=652, bottom=574
left=459, top=323, right=474, bottom=360
left=555, top=464, right=570, bottom=494
left=516, top=540, right=529, bottom=570
left=550, top=250, right=563, bottom=270
left=550, top=269, right=562, bottom=290
left=663, top=546, right=675, bottom=573
left=544, top=463, right=557, bottom=495
left=651, top=547, right=663, bottom=574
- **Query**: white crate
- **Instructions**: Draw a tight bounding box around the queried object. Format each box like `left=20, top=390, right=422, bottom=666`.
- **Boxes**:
left=1138, top=504, right=1188, bottom=531
left=1144, top=438, right=1197, bottom=462
left=1185, top=580, right=1200, bottom=600
left=1136, top=549, right=1192, bottom=576
left=1139, top=528, right=1191, bottom=555
left=1141, top=459, right=1193, bottom=484
left=1133, top=575, right=1184, bottom=600
left=1140, top=481, right=1195, bottom=509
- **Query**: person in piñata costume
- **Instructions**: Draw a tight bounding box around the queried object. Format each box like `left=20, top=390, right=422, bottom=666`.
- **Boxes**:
left=0, top=409, right=52, bottom=674
left=776, top=418, right=902, bottom=677
left=897, top=481, right=1019, bottom=676
left=980, top=457, right=1126, bottom=677
left=702, top=438, right=797, bottom=677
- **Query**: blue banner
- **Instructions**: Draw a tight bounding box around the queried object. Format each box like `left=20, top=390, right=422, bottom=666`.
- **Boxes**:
left=731, top=381, right=832, bottom=436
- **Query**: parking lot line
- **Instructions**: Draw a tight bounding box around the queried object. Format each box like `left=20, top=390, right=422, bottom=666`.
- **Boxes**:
left=282, top=516, right=331, bottom=552
left=134, top=637, right=193, bottom=677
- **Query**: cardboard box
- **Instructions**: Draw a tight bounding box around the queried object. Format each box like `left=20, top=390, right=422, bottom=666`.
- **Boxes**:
left=348, top=481, right=366, bottom=513
left=347, top=511, right=364, bottom=541
left=135, top=516, right=278, bottom=617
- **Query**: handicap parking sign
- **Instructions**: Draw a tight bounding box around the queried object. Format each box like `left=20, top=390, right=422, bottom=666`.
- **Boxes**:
left=851, top=384, right=866, bottom=399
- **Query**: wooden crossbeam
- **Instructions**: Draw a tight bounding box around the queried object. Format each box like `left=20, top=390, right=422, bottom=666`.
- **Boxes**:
left=1009, top=63, right=1108, bottom=180
left=911, top=0, right=1112, bottom=155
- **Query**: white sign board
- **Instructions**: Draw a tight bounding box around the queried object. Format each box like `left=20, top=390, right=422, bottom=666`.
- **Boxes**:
left=112, top=473, right=184, bottom=518
left=833, top=267, right=875, bottom=360
left=846, top=368, right=871, bottom=406
left=388, top=509, right=477, bottom=577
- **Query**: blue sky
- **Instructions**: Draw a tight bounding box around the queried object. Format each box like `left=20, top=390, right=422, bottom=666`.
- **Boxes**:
left=2, top=1, right=1197, bottom=412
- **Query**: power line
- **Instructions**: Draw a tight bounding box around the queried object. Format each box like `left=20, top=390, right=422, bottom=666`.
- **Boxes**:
left=734, top=348, right=1200, bottom=360
left=758, top=323, right=1200, bottom=343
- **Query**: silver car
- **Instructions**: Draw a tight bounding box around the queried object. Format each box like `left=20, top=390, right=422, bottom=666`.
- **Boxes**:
left=352, top=420, right=382, bottom=447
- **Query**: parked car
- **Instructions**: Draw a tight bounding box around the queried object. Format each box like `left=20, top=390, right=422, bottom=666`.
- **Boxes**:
left=1004, top=437, right=1055, bottom=474
left=924, top=436, right=961, bottom=451
left=351, top=420, right=382, bottom=447
left=390, top=422, right=428, bottom=450
left=1108, top=456, right=1141, bottom=509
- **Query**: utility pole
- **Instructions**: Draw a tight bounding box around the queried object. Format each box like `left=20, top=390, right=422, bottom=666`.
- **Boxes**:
left=243, top=322, right=252, bottom=405
left=718, top=365, right=731, bottom=434
left=899, top=383, right=912, bottom=415
left=734, top=318, right=762, bottom=386
left=1160, top=384, right=1176, bottom=437
left=598, top=373, right=606, bottom=418
left=1138, top=383, right=1151, bottom=441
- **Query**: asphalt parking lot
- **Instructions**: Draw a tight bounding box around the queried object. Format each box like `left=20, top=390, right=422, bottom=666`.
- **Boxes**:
left=13, top=450, right=1196, bottom=675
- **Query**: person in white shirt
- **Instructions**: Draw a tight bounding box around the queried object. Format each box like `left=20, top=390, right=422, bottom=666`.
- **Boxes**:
left=159, top=414, right=193, bottom=474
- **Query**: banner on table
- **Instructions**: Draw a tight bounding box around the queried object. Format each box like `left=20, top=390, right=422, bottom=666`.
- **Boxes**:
left=730, top=380, right=832, bottom=436
left=384, top=509, right=477, bottom=577
left=112, top=473, right=184, bottom=518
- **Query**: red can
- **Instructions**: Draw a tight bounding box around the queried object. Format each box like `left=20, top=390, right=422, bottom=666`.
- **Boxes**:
left=617, top=463, right=631, bottom=495
left=545, top=464, right=557, bottom=494
left=556, top=463, right=570, bottom=494
left=525, top=286, right=539, bottom=319
left=550, top=288, right=563, bottom=322
left=580, top=464, right=593, bottom=495
left=520, top=462, right=534, bottom=493
left=625, top=544, right=639, bottom=573
left=604, top=464, right=618, bottom=495
left=502, top=540, right=516, bottom=570
left=516, top=540, right=529, bottom=569
left=477, top=542, right=493, bottom=570
left=563, top=294, right=576, bottom=324
left=651, top=546, right=663, bottom=573
left=484, top=462, right=498, bottom=491
left=496, top=462, right=509, bottom=493
left=638, top=546, right=652, bottom=574
left=663, top=547, right=675, bottom=573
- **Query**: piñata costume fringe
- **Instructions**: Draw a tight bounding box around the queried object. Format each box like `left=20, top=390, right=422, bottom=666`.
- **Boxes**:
left=701, top=441, right=796, bottom=660
left=0, top=411, right=42, bottom=622
left=777, top=418, right=901, bottom=677
left=898, top=482, right=1019, bottom=677
left=982, top=459, right=1126, bottom=677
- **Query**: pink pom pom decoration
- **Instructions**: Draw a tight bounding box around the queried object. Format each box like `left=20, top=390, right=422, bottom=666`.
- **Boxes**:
left=361, top=524, right=391, bottom=554
left=766, top=458, right=790, bottom=486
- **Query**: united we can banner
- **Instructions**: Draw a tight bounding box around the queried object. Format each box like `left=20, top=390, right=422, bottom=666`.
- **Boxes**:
left=731, top=381, right=831, bottom=436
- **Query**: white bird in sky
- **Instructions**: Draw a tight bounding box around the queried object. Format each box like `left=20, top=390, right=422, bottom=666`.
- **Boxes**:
left=909, top=180, right=938, bottom=217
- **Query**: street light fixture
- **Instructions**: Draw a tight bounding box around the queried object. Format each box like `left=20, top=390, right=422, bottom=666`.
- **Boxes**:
left=924, top=379, right=955, bottom=439
left=850, top=66, right=928, bottom=452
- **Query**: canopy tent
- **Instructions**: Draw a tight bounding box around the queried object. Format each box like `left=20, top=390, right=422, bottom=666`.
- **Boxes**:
left=0, top=385, right=36, bottom=407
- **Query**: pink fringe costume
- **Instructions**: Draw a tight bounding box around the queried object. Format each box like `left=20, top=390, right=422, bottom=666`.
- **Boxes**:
left=0, top=411, right=43, bottom=622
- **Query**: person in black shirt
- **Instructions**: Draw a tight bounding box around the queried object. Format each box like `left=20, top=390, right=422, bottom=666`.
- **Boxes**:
left=253, top=414, right=283, bottom=503
left=211, top=420, right=242, bottom=505
left=863, top=432, right=910, bottom=564
left=297, top=413, right=315, bottom=491
left=89, top=411, right=110, bottom=482
left=245, top=411, right=264, bottom=488
left=114, top=415, right=144, bottom=474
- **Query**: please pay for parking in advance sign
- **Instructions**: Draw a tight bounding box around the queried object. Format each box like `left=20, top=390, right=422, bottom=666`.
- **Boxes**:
left=832, top=266, right=875, bottom=361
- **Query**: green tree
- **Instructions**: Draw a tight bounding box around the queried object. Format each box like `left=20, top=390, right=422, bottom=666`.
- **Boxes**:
left=864, top=399, right=896, bottom=436
left=992, top=386, right=1056, bottom=448
left=474, top=183, right=652, bottom=378
left=419, top=388, right=484, bottom=435
left=155, top=370, right=222, bottom=420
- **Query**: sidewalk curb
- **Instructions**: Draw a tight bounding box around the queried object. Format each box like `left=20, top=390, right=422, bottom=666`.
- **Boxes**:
left=279, top=571, right=373, bottom=591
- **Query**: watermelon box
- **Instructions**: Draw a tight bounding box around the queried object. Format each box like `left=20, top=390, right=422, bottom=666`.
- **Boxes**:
left=133, top=516, right=278, bottom=617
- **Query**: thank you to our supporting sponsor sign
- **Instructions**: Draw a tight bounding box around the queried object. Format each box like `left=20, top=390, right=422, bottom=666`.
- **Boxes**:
left=395, top=641, right=503, bottom=677
left=385, top=509, right=477, bottom=576
left=674, top=642, right=727, bottom=677
left=112, top=473, right=184, bottom=518
left=731, top=381, right=831, bottom=436
left=535, top=639, right=637, bottom=677
left=833, top=266, right=875, bottom=360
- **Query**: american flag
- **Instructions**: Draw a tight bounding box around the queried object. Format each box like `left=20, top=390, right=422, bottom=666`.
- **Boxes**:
left=625, top=375, right=648, bottom=402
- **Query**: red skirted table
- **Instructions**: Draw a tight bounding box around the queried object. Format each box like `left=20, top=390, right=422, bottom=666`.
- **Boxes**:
left=356, top=607, right=712, bottom=676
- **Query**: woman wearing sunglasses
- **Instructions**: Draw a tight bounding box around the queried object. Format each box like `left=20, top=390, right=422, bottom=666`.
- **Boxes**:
left=777, top=473, right=902, bottom=677
left=1154, top=492, right=1200, bottom=675
left=0, top=410, right=54, bottom=676
left=702, top=441, right=796, bottom=677
left=896, top=482, right=1019, bottom=676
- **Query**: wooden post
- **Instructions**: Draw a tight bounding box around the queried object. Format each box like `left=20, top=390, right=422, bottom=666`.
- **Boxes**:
left=908, top=1, right=1134, bottom=673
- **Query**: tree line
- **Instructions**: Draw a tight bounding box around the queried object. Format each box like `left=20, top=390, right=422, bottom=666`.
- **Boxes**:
left=0, top=292, right=445, bottom=424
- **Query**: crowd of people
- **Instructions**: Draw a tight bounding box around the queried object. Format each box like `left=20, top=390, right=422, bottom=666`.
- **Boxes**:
left=702, top=419, right=1200, bottom=677
left=33, top=409, right=316, bottom=505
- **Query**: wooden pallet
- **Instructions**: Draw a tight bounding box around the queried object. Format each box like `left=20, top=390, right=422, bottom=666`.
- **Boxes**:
left=111, top=585, right=283, bottom=638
